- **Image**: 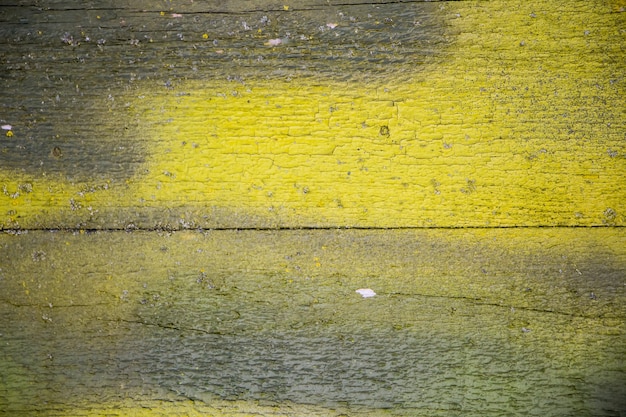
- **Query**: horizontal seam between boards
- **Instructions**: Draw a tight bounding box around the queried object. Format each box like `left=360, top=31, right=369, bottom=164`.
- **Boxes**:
left=1, top=224, right=624, bottom=233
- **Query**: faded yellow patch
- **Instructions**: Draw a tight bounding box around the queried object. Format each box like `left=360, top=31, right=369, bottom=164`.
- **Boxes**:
left=60, top=398, right=389, bottom=417
left=1, top=228, right=624, bottom=415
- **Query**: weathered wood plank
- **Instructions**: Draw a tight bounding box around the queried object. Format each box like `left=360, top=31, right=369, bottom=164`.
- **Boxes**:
left=1, top=1, right=625, bottom=416
left=1, top=228, right=624, bottom=415
left=1, top=1, right=624, bottom=229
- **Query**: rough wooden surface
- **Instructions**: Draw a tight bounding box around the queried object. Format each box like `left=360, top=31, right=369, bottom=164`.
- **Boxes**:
left=1, top=1, right=625, bottom=416
left=1, top=0, right=624, bottom=229
left=1, top=229, right=625, bottom=416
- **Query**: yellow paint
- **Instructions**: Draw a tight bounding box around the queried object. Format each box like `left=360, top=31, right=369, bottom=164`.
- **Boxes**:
left=121, top=72, right=625, bottom=228
left=0, top=0, right=624, bottom=229
left=60, top=399, right=391, bottom=417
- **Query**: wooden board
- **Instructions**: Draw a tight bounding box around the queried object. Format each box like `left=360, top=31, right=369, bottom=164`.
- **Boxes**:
left=1, top=0, right=624, bottom=229
left=0, top=0, right=625, bottom=416
left=1, top=228, right=625, bottom=416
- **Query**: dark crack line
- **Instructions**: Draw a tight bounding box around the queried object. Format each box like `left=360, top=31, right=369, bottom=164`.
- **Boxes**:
left=112, top=318, right=227, bottom=335
left=25, top=0, right=467, bottom=15
left=0, top=299, right=114, bottom=309
left=387, top=291, right=611, bottom=320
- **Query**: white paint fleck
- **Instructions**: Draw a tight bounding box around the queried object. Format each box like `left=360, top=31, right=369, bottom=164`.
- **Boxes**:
left=1, top=125, right=12, bottom=130
left=266, top=38, right=282, bottom=46
left=356, top=288, right=376, bottom=298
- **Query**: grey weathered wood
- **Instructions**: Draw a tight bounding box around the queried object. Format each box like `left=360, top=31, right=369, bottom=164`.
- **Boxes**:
left=1, top=229, right=624, bottom=415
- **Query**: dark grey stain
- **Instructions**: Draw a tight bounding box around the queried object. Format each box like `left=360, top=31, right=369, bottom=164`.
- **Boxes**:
left=0, top=2, right=445, bottom=180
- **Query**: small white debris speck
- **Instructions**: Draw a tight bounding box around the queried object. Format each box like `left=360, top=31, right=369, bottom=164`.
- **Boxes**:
left=1, top=125, right=11, bottom=130
left=356, top=288, right=376, bottom=298
left=266, top=38, right=282, bottom=46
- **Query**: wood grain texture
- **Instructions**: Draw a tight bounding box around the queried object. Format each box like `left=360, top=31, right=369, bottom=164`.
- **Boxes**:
left=1, top=1, right=624, bottom=229
left=1, top=1, right=625, bottom=416
left=1, top=228, right=625, bottom=416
